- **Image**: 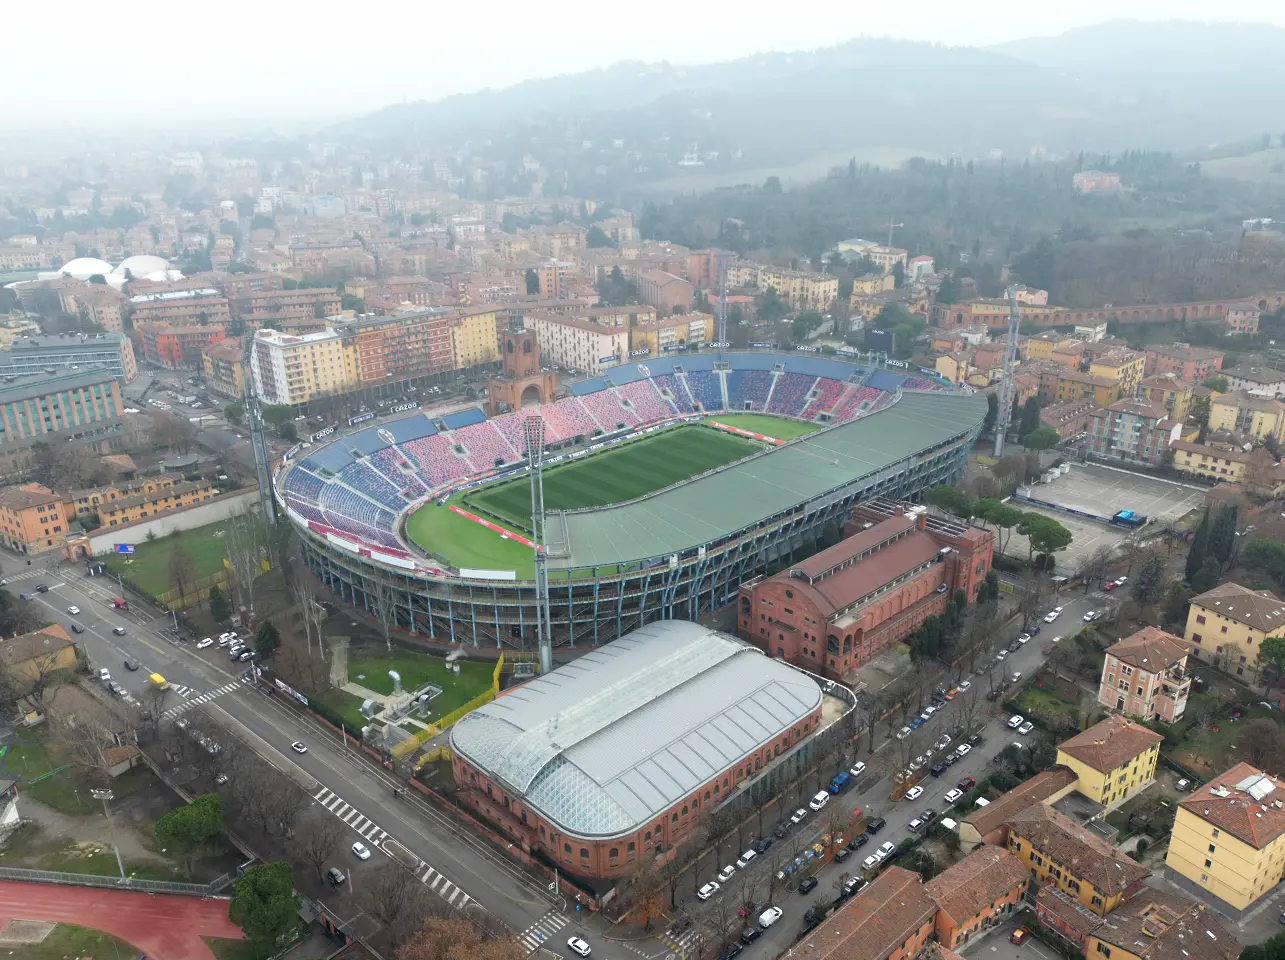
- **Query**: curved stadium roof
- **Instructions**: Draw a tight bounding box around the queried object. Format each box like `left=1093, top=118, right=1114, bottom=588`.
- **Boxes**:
left=450, top=620, right=823, bottom=839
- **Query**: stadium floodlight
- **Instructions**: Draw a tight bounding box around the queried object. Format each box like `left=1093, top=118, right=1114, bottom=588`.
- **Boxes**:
left=524, top=417, right=553, bottom=675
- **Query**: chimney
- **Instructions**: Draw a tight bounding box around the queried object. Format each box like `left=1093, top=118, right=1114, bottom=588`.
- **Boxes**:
left=917, top=513, right=928, bottom=531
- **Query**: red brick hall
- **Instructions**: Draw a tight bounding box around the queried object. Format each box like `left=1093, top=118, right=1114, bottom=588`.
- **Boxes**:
left=738, top=500, right=993, bottom=681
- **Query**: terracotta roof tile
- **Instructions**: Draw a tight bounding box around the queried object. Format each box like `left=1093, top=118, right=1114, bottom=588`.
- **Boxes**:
left=962, top=767, right=1079, bottom=839
left=1057, top=716, right=1162, bottom=774
left=1092, top=889, right=1239, bottom=960
left=1179, top=762, right=1285, bottom=849
left=1005, top=804, right=1149, bottom=896
left=1103, top=627, right=1188, bottom=672
left=1189, top=582, right=1285, bottom=633
left=811, top=866, right=937, bottom=960
left=925, top=847, right=1028, bottom=925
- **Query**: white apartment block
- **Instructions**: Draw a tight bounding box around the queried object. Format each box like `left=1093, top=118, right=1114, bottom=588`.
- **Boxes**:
left=251, top=328, right=350, bottom=406
left=528, top=313, right=628, bottom=376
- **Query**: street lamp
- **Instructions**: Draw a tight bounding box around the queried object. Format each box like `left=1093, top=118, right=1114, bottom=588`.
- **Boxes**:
left=90, top=788, right=127, bottom=882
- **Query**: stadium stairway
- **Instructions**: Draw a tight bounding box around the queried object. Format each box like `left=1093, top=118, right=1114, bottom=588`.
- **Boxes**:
left=719, top=369, right=730, bottom=410
left=762, top=371, right=781, bottom=411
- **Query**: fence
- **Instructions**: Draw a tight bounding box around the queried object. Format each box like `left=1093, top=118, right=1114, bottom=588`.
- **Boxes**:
left=390, top=654, right=504, bottom=759
left=0, top=865, right=229, bottom=896
left=153, top=569, right=232, bottom=610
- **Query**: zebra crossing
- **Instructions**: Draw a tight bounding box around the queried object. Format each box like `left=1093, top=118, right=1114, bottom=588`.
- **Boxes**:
left=162, top=677, right=251, bottom=717
left=519, top=910, right=568, bottom=953
left=312, top=786, right=472, bottom=908
left=658, top=922, right=704, bottom=957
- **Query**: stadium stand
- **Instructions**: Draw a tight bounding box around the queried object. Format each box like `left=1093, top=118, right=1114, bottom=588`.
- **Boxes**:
left=283, top=467, right=326, bottom=503
left=458, top=421, right=518, bottom=470
left=440, top=409, right=488, bottom=429
left=903, top=376, right=945, bottom=390
left=652, top=374, right=695, bottom=413
left=402, top=433, right=473, bottom=487
left=800, top=376, right=845, bottom=420
left=580, top=389, right=640, bottom=432
left=319, top=486, right=400, bottom=547
left=725, top=370, right=773, bottom=411
left=683, top=370, right=723, bottom=411
left=765, top=373, right=815, bottom=416
left=343, top=461, right=402, bottom=505
left=369, top=447, right=428, bottom=499
left=614, top=380, right=676, bottom=423
left=287, top=497, right=325, bottom=524
left=538, top=397, right=600, bottom=441
left=829, top=385, right=883, bottom=422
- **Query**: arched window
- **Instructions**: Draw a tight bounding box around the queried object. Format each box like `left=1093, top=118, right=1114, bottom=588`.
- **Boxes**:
left=564, top=843, right=571, bottom=854
left=580, top=848, right=589, bottom=860
left=609, top=847, right=619, bottom=860
left=682, top=805, right=688, bottom=816
left=627, top=842, right=636, bottom=853
left=523, top=339, right=532, bottom=354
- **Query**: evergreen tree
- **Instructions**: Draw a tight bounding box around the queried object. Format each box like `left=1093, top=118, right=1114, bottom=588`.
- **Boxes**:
left=1208, top=505, right=1239, bottom=565
left=1185, top=508, right=1210, bottom=581
left=1019, top=397, right=1042, bottom=437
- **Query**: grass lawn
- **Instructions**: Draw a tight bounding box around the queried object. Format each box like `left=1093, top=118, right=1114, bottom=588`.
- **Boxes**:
left=404, top=496, right=535, bottom=577
left=710, top=413, right=819, bottom=442
left=23, top=765, right=152, bottom=816
left=464, top=425, right=759, bottom=528
left=1014, top=685, right=1081, bottom=730
left=1171, top=703, right=1277, bottom=773
left=206, top=938, right=266, bottom=960
left=103, top=520, right=232, bottom=598
left=0, top=735, right=57, bottom=781
left=313, top=687, right=376, bottom=731
left=348, top=650, right=493, bottom=718
left=7, top=923, right=139, bottom=960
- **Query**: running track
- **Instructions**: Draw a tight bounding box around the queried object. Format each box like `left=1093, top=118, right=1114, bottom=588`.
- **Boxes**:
left=0, top=881, right=243, bottom=960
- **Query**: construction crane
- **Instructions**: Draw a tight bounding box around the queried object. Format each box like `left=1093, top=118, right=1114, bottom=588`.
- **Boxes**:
left=241, top=330, right=277, bottom=525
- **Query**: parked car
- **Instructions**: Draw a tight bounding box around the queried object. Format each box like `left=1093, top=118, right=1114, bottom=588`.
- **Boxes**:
left=996, top=649, right=1008, bottom=661
left=865, top=817, right=886, bottom=834
left=957, top=776, right=976, bottom=791
left=1115, top=576, right=1129, bottom=587
left=352, top=842, right=371, bottom=860
left=907, top=816, right=926, bottom=833
left=955, top=743, right=972, bottom=756
left=847, top=834, right=869, bottom=850
left=1043, top=606, right=1063, bottom=623
left=98, top=668, right=111, bottom=682
left=809, top=791, right=830, bottom=811
left=896, top=726, right=912, bottom=740
left=849, top=761, right=866, bottom=778
left=841, top=876, right=865, bottom=898
left=834, top=847, right=852, bottom=863
left=1083, top=610, right=1100, bottom=622
left=930, top=763, right=947, bottom=777
left=1018, top=721, right=1035, bottom=735
left=718, top=865, right=736, bottom=882
left=875, top=841, right=896, bottom=862
left=1007, top=714, right=1025, bottom=729
left=754, top=837, right=774, bottom=854
left=790, top=808, right=808, bottom=825
left=1017, top=633, right=1031, bottom=644
left=944, top=788, right=965, bottom=804
left=326, top=867, right=346, bottom=886
left=904, top=785, right=924, bottom=801
left=735, top=849, right=758, bottom=870
left=862, top=853, right=882, bottom=870
left=1103, top=580, right=1117, bottom=591
left=740, top=927, right=762, bottom=944
left=798, top=877, right=818, bottom=894
left=197, top=637, right=214, bottom=649
left=1011, top=928, right=1030, bottom=946
left=957, top=680, right=971, bottom=693
left=758, top=906, right=784, bottom=929
left=567, top=936, right=592, bottom=957
left=697, top=881, right=721, bottom=900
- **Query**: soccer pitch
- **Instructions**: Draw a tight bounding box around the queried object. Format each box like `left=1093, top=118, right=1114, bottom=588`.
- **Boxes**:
left=465, top=425, right=761, bottom=529
left=711, top=413, right=819, bottom=442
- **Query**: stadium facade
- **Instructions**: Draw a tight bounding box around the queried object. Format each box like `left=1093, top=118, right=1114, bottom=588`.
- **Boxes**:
left=278, top=351, right=987, bottom=651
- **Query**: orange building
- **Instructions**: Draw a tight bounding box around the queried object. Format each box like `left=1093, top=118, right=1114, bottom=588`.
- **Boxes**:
left=926, top=846, right=1030, bottom=949
left=138, top=323, right=226, bottom=369
left=806, top=866, right=937, bottom=960
left=0, top=483, right=72, bottom=554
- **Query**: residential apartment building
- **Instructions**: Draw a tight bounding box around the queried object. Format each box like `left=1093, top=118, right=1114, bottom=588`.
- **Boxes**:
left=0, top=333, right=136, bottom=383
left=757, top=267, right=840, bottom=309
left=0, top=370, right=123, bottom=451
left=201, top=341, right=245, bottom=398
left=138, top=323, right=226, bottom=369
left=1097, top=627, right=1191, bottom=722
left=528, top=312, right=628, bottom=376
left=1184, top=582, right=1285, bottom=676
left=251, top=328, right=352, bottom=406
left=1222, top=365, right=1285, bottom=397
left=925, top=847, right=1029, bottom=949
left=87, top=479, right=218, bottom=528
left=0, top=625, right=77, bottom=684
left=1169, top=440, right=1260, bottom=485
left=738, top=506, right=993, bottom=681
left=232, top=288, right=342, bottom=322
left=0, top=483, right=72, bottom=554
left=1166, top=763, right=1285, bottom=916
left=1085, top=399, right=1179, bottom=466
left=804, top=866, right=938, bottom=960
left=450, top=307, right=503, bottom=370
left=1137, top=373, right=1194, bottom=423
left=1089, top=348, right=1146, bottom=396
left=957, top=767, right=1079, bottom=851
left=130, top=293, right=231, bottom=327
left=1037, top=886, right=1237, bottom=960
left=935, top=353, right=971, bottom=386
left=687, top=249, right=733, bottom=290
left=1226, top=304, right=1261, bottom=335
left=66, top=475, right=195, bottom=516
left=1043, top=369, right=1120, bottom=407
left=1208, top=391, right=1285, bottom=444
left=628, top=313, right=714, bottom=357
left=1038, top=398, right=1100, bottom=439
left=64, top=285, right=128, bottom=332
left=1055, top=716, right=1163, bottom=807
left=1143, top=344, right=1224, bottom=383
left=335, top=309, right=454, bottom=386
left=1005, top=803, right=1149, bottom=916
left=1026, top=332, right=1073, bottom=361
left=635, top=270, right=693, bottom=315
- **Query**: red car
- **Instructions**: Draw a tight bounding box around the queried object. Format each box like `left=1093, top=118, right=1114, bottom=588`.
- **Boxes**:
left=1102, top=581, right=1117, bottom=591
left=1010, top=928, right=1030, bottom=946
left=957, top=776, right=976, bottom=792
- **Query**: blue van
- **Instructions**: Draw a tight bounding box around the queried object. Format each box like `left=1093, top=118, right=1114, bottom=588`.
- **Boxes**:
left=828, top=771, right=851, bottom=794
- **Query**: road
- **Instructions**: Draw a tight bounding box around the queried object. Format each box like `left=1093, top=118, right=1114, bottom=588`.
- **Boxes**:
left=3, top=552, right=1118, bottom=960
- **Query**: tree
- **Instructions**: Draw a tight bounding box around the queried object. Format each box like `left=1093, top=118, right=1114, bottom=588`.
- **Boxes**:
left=368, top=581, right=399, bottom=651
left=154, top=793, right=224, bottom=876
left=1161, top=584, right=1191, bottom=629
left=1208, top=505, right=1239, bottom=566
left=924, top=484, right=974, bottom=519
left=229, top=861, right=300, bottom=948
left=223, top=507, right=266, bottom=617
left=208, top=585, right=232, bottom=623
left=224, top=403, right=244, bottom=425
left=1020, top=427, right=1060, bottom=450
left=255, top=619, right=281, bottom=658
left=1131, top=553, right=1166, bottom=611
left=1190, top=556, right=1221, bottom=593
left=169, top=537, right=199, bottom=611
left=935, top=275, right=961, bottom=304
left=1237, top=719, right=1285, bottom=772
left=524, top=268, right=539, bottom=295
left=260, top=405, right=293, bottom=428
left=1185, top=509, right=1210, bottom=581
left=791, top=311, right=824, bottom=342
left=983, top=392, right=999, bottom=434
left=1019, top=513, right=1073, bottom=566
left=1202, top=376, right=1229, bottom=393
left=1018, top=397, right=1042, bottom=437
left=395, top=916, right=524, bottom=960
left=627, top=859, right=666, bottom=931
left=295, top=811, right=345, bottom=881
left=1080, top=546, right=1114, bottom=592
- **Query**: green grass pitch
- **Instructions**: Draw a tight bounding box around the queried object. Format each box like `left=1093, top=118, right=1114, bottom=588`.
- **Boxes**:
left=709, top=413, right=820, bottom=442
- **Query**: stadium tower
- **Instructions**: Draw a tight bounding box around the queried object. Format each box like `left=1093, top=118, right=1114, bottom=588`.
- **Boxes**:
left=524, top=417, right=553, bottom=674
left=242, top=331, right=276, bottom=525
left=992, top=286, right=1021, bottom=459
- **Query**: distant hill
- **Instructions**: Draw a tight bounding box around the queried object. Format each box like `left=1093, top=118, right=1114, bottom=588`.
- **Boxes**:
left=330, top=21, right=1285, bottom=193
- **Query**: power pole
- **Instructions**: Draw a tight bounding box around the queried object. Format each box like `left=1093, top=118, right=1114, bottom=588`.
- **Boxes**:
left=885, top=217, right=904, bottom=249
left=242, top=331, right=277, bottom=525
left=993, top=286, right=1021, bottom=459
left=524, top=417, right=552, bottom=674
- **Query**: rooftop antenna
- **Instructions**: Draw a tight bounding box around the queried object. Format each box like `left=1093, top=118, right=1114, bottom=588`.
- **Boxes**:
left=993, top=286, right=1021, bottom=459
left=525, top=417, right=552, bottom=675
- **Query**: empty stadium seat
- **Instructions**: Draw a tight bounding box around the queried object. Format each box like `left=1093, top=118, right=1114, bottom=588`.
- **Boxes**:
left=455, top=421, right=518, bottom=471
left=683, top=371, right=724, bottom=412
left=614, top=379, right=676, bottom=423
left=651, top=374, right=695, bottom=413
left=580, top=389, right=640, bottom=432
left=800, top=376, right=845, bottom=420
left=402, top=434, right=473, bottom=487
left=725, top=370, right=773, bottom=411
left=765, top=373, right=815, bottom=417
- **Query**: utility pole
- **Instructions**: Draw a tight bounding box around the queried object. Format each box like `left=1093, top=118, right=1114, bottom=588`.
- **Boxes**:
left=90, top=788, right=127, bottom=882
left=884, top=217, right=904, bottom=249
left=993, top=286, right=1021, bottom=459
left=525, top=418, right=552, bottom=675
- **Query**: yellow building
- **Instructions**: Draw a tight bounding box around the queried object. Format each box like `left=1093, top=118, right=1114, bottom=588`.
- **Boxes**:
left=0, top=483, right=72, bottom=555
left=201, top=341, right=245, bottom=399
left=1005, top=803, right=1149, bottom=916
left=628, top=313, right=714, bottom=357
left=1137, top=373, right=1193, bottom=423
left=1166, top=763, right=1285, bottom=915
left=89, top=480, right=217, bottom=528
left=1025, top=331, right=1073, bottom=362
left=67, top=476, right=216, bottom=522
left=1079, top=890, right=1238, bottom=960
left=1054, top=715, right=1162, bottom=808
left=0, top=624, right=77, bottom=686
left=1184, top=582, right=1285, bottom=676
left=851, top=273, right=895, bottom=297
left=935, top=353, right=970, bottom=386
left=1169, top=440, right=1253, bottom=484
left=1089, top=348, right=1146, bottom=396
left=451, top=308, right=502, bottom=370
left=1208, top=391, right=1285, bottom=445
left=1052, top=370, right=1121, bottom=407
left=250, top=328, right=354, bottom=406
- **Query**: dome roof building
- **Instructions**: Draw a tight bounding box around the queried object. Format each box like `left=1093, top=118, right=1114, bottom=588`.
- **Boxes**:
left=47, top=257, right=114, bottom=280
left=113, top=255, right=169, bottom=279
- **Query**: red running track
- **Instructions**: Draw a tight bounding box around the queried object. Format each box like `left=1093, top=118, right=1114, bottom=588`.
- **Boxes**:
left=0, top=880, right=244, bottom=960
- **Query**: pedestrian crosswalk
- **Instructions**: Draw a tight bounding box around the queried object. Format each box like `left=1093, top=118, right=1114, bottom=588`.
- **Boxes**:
left=162, top=678, right=251, bottom=717
left=312, top=785, right=473, bottom=909
left=519, top=910, right=568, bottom=952
left=658, top=923, right=702, bottom=957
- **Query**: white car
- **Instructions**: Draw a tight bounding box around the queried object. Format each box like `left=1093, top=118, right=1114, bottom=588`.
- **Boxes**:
left=957, top=680, right=971, bottom=693
left=904, top=785, right=924, bottom=800
left=944, top=788, right=965, bottom=804
left=1018, top=721, right=1035, bottom=735
left=936, top=735, right=952, bottom=750
left=790, top=807, right=808, bottom=824
left=809, top=791, right=829, bottom=811
left=735, top=849, right=757, bottom=869
left=922, top=705, right=936, bottom=717
left=1007, top=715, right=1024, bottom=729
left=697, top=881, right=720, bottom=900
left=1043, top=607, right=1063, bottom=623
left=875, top=841, right=896, bottom=861
left=352, top=841, right=371, bottom=860
left=1083, top=610, right=1100, bottom=622
left=896, top=726, right=912, bottom=740
left=1114, top=576, right=1128, bottom=587
left=862, top=853, right=882, bottom=870
left=758, top=906, right=784, bottom=929
left=955, top=744, right=972, bottom=757
left=197, top=638, right=213, bottom=649
left=996, top=649, right=1008, bottom=660
left=850, top=761, right=867, bottom=778
left=67, top=605, right=80, bottom=615
left=98, top=668, right=111, bottom=682
left=1017, top=633, right=1031, bottom=644
left=291, top=741, right=308, bottom=754
left=567, top=937, right=592, bottom=958
left=717, top=865, right=736, bottom=882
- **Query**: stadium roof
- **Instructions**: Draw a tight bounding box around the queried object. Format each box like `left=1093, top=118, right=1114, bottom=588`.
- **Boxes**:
left=549, top=390, right=986, bottom=570
left=449, top=620, right=822, bottom=839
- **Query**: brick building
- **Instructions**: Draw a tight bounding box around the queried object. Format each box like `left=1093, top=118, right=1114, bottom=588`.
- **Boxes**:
left=0, top=483, right=72, bottom=554
left=738, top=503, right=993, bottom=681
left=925, top=846, right=1030, bottom=949
left=636, top=270, right=693, bottom=315
left=138, top=323, right=226, bottom=369
left=1097, top=627, right=1191, bottom=723
left=1086, top=399, right=1179, bottom=466
left=1143, top=344, right=1224, bottom=383
left=805, top=866, right=938, bottom=960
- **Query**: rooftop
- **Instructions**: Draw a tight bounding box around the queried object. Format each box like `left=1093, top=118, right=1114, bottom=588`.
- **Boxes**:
left=1179, top=762, right=1285, bottom=849
left=808, top=866, right=937, bottom=960
left=450, top=621, right=824, bottom=839
left=1091, top=889, right=1239, bottom=960
left=0, top=369, right=116, bottom=404
left=0, top=483, right=63, bottom=512
left=1005, top=803, right=1149, bottom=896
left=1104, top=627, right=1189, bottom=672
left=1224, top=365, right=1285, bottom=384
left=962, top=767, right=1079, bottom=839
left=925, top=846, right=1028, bottom=926
left=1146, top=343, right=1224, bottom=361
left=0, top=624, right=74, bottom=667
left=1057, top=716, right=1163, bottom=773
left=1189, top=582, right=1285, bottom=633
left=3, top=333, right=127, bottom=352
left=1211, top=390, right=1285, bottom=413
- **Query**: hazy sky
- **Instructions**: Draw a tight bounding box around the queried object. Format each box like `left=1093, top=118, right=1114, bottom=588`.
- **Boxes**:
left=8, top=0, right=1285, bottom=129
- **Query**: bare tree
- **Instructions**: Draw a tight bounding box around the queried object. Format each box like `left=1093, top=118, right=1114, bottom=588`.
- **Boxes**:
left=1080, top=546, right=1115, bottom=593
left=169, top=536, right=200, bottom=611
left=363, top=863, right=436, bottom=937
left=222, top=507, right=265, bottom=619
left=262, top=772, right=309, bottom=836
left=954, top=686, right=984, bottom=740
left=296, top=811, right=346, bottom=880
left=292, top=570, right=326, bottom=659
left=368, top=579, right=399, bottom=652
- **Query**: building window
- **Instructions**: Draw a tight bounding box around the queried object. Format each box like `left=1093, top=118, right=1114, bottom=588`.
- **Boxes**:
left=563, top=843, right=571, bottom=854
left=1205, top=859, right=1212, bottom=868
left=1196, top=615, right=1206, bottom=624
left=609, top=847, right=619, bottom=860
left=580, top=848, right=588, bottom=860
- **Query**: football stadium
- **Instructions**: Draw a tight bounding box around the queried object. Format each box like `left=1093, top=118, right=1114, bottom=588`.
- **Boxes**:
left=276, top=351, right=987, bottom=649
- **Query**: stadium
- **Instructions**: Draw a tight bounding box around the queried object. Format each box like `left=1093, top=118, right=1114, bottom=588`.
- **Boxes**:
left=275, top=350, right=987, bottom=649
